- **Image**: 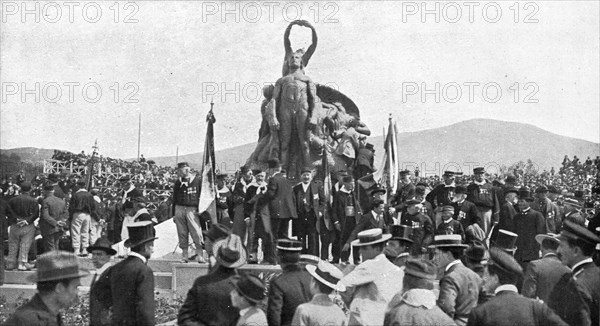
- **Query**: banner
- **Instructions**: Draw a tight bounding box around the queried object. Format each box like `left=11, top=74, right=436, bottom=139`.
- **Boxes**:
left=198, top=109, right=218, bottom=225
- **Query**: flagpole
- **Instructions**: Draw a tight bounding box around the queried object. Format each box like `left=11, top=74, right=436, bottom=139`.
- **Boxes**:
left=137, top=112, right=141, bottom=161
left=176, top=146, right=179, bottom=164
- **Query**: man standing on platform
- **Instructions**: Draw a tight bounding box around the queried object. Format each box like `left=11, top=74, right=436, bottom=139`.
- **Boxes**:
left=259, top=159, right=297, bottom=243
left=267, top=239, right=312, bottom=326
left=331, top=175, right=361, bottom=264
left=426, top=171, right=461, bottom=227
left=466, top=167, right=500, bottom=236
left=40, top=183, right=68, bottom=252
left=6, top=182, right=38, bottom=270
left=393, top=170, right=415, bottom=213
left=171, top=162, right=205, bottom=263
left=401, top=199, right=434, bottom=256
left=88, top=237, right=116, bottom=326
left=232, top=165, right=254, bottom=239
left=292, top=167, right=324, bottom=256
left=110, top=221, right=156, bottom=326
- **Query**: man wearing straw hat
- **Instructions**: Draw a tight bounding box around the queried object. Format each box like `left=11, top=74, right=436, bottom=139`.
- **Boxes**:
left=3, top=251, right=89, bottom=326
left=521, top=233, right=570, bottom=303
left=292, top=260, right=347, bottom=326
left=341, top=228, right=403, bottom=326
left=110, top=221, right=157, bottom=326
left=430, top=234, right=481, bottom=326
left=384, top=259, right=455, bottom=326
left=178, top=234, right=246, bottom=326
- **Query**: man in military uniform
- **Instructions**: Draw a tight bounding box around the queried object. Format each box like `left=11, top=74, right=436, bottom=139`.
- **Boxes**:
left=431, top=234, right=482, bottom=326
left=393, top=170, right=415, bottom=212
left=267, top=240, right=312, bottom=326
left=557, top=220, right=600, bottom=325
left=3, top=251, right=89, bottom=326
left=532, top=186, right=561, bottom=234
left=467, top=247, right=567, bottom=326
left=466, top=167, right=500, bottom=236
left=426, top=170, right=462, bottom=227
left=401, top=199, right=434, bottom=256
left=452, top=185, right=481, bottom=242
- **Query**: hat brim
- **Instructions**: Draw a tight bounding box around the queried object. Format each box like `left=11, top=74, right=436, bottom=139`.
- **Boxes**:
left=428, top=243, right=469, bottom=249
left=306, top=265, right=346, bottom=292
left=390, top=237, right=414, bottom=244
left=87, top=246, right=117, bottom=256
left=351, top=233, right=392, bottom=247
left=213, top=238, right=247, bottom=268
left=231, top=279, right=265, bottom=303
left=535, top=234, right=559, bottom=245
left=276, top=246, right=303, bottom=251
left=27, top=269, right=90, bottom=283
left=125, top=237, right=158, bottom=248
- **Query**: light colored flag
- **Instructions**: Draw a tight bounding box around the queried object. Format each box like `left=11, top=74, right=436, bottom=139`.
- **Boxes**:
left=198, top=109, right=218, bottom=225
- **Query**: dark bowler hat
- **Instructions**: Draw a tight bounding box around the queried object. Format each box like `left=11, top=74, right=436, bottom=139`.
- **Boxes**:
left=87, top=237, right=117, bottom=256
left=213, top=234, right=247, bottom=268
left=365, top=143, right=374, bottom=150
left=351, top=228, right=392, bottom=247
left=119, top=175, right=131, bottom=182
left=559, top=220, right=600, bottom=245
left=441, top=205, right=455, bottom=213
left=306, top=260, right=346, bottom=291
left=76, top=179, right=87, bottom=186
left=404, top=259, right=437, bottom=280
left=231, top=273, right=266, bottom=303
left=27, top=251, right=89, bottom=282
left=405, top=198, right=422, bottom=206
left=535, top=185, right=549, bottom=193
left=473, top=167, right=485, bottom=174
left=399, top=170, right=410, bottom=176
left=428, top=234, right=468, bottom=249
left=267, top=158, right=281, bottom=169
left=276, top=239, right=303, bottom=251
left=43, top=183, right=55, bottom=191
left=493, top=229, right=518, bottom=252
left=125, top=221, right=158, bottom=248
left=47, top=173, right=59, bottom=182
left=389, top=225, right=413, bottom=243
left=300, top=167, right=313, bottom=174
left=488, top=247, right=523, bottom=277
left=504, top=187, right=519, bottom=196
left=465, top=240, right=487, bottom=263
left=177, top=162, right=190, bottom=169
left=455, top=185, right=468, bottom=194
left=518, top=187, right=534, bottom=201
left=203, top=223, right=231, bottom=242
left=443, top=171, right=463, bottom=177
left=505, top=175, right=517, bottom=184
left=216, top=173, right=228, bottom=180
left=370, top=187, right=386, bottom=196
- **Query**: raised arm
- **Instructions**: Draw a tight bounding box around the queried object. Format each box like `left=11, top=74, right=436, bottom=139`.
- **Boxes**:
left=301, top=21, right=318, bottom=68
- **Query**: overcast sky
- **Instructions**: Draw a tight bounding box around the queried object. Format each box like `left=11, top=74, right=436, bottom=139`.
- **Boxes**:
left=1, top=1, right=598, bottom=159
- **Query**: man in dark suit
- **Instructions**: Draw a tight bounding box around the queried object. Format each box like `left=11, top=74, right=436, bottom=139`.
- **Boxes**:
left=492, top=186, right=519, bottom=241
left=532, top=186, right=561, bottom=234
left=467, top=247, right=568, bottom=326
left=267, top=240, right=312, bottom=326
left=556, top=220, right=600, bottom=325
left=110, top=221, right=156, bottom=326
left=354, top=142, right=375, bottom=179
left=432, top=234, right=482, bottom=326
left=522, top=233, right=571, bottom=302
left=344, top=199, right=390, bottom=252
left=40, top=183, right=68, bottom=252
left=178, top=234, right=246, bottom=326
left=292, top=167, right=324, bottom=256
left=7, top=182, right=39, bottom=270
left=393, top=170, right=415, bottom=212
left=245, top=169, right=273, bottom=264
left=401, top=199, right=433, bottom=256
left=426, top=170, right=462, bottom=228
left=513, top=188, right=546, bottom=270
left=259, top=159, right=297, bottom=243
left=114, top=175, right=143, bottom=244
left=451, top=185, right=480, bottom=236
left=466, top=167, right=500, bottom=236
left=88, top=237, right=116, bottom=326
left=46, top=173, right=66, bottom=200
left=330, top=175, right=361, bottom=264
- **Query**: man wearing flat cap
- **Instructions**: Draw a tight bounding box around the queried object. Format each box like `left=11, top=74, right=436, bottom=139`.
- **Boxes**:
left=521, top=233, right=570, bottom=303
left=392, top=170, right=415, bottom=212
left=467, top=247, right=567, bottom=326
left=401, top=199, right=434, bottom=255
left=340, top=228, right=403, bottom=326
left=431, top=234, right=481, bottom=326
left=4, top=251, right=89, bottom=326
left=466, top=167, right=500, bottom=237
left=384, top=259, right=455, bottom=326
left=110, top=221, right=156, bottom=326
left=555, top=220, right=600, bottom=325
left=178, top=234, right=246, bottom=326
left=88, top=237, right=117, bottom=326
left=171, top=162, right=206, bottom=263
left=267, top=239, right=312, bottom=326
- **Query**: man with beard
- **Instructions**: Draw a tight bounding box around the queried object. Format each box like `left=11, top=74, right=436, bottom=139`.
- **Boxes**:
left=232, top=165, right=254, bottom=240
left=292, top=167, right=324, bottom=256
left=330, top=175, right=361, bottom=264
left=245, top=169, right=274, bottom=264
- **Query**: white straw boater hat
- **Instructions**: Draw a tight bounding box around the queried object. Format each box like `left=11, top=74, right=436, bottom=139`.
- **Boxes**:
left=428, top=234, right=469, bottom=249
left=351, top=228, right=392, bottom=246
left=535, top=233, right=560, bottom=246
left=306, top=260, right=346, bottom=292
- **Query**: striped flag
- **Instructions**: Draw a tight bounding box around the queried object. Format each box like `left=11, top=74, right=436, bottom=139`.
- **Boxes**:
left=198, top=108, right=218, bottom=225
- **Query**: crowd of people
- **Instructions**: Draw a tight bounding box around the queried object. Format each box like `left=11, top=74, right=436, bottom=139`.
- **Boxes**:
left=1, top=152, right=600, bottom=326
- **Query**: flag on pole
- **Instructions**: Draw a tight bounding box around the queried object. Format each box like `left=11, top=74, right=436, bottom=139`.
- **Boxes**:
left=321, top=147, right=333, bottom=231
left=198, top=106, right=218, bottom=225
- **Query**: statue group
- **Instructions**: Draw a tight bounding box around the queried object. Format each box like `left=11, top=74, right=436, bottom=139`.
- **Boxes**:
left=246, top=20, right=371, bottom=179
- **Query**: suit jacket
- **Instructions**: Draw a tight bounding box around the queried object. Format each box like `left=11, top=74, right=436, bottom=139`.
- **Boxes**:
left=90, top=266, right=113, bottom=326
left=514, top=208, right=546, bottom=262
left=331, top=189, right=361, bottom=226
left=547, top=272, right=591, bottom=326
left=467, top=290, right=568, bottom=326
left=437, top=261, right=482, bottom=326
left=394, top=182, right=416, bottom=207
left=3, top=293, right=63, bottom=326
left=267, top=264, right=312, bottom=326
left=292, top=294, right=347, bottom=326
left=259, top=172, right=297, bottom=219
left=532, top=197, right=561, bottom=233
left=40, top=194, right=68, bottom=236
left=400, top=211, right=433, bottom=255
left=436, top=219, right=465, bottom=240
left=292, top=181, right=324, bottom=218
left=355, top=147, right=374, bottom=171
left=574, top=261, right=600, bottom=325
left=426, top=183, right=455, bottom=209
left=522, top=253, right=571, bottom=303
left=347, top=210, right=390, bottom=245
left=452, top=200, right=480, bottom=231
left=178, top=265, right=239, bottom=326
left=498, top=201, right=518, bottom=232
left=384, top=289, right=456, bottom=326
left=110, top=256, right=155, bottom=326
left=8, top=193, right=39, bottom=225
